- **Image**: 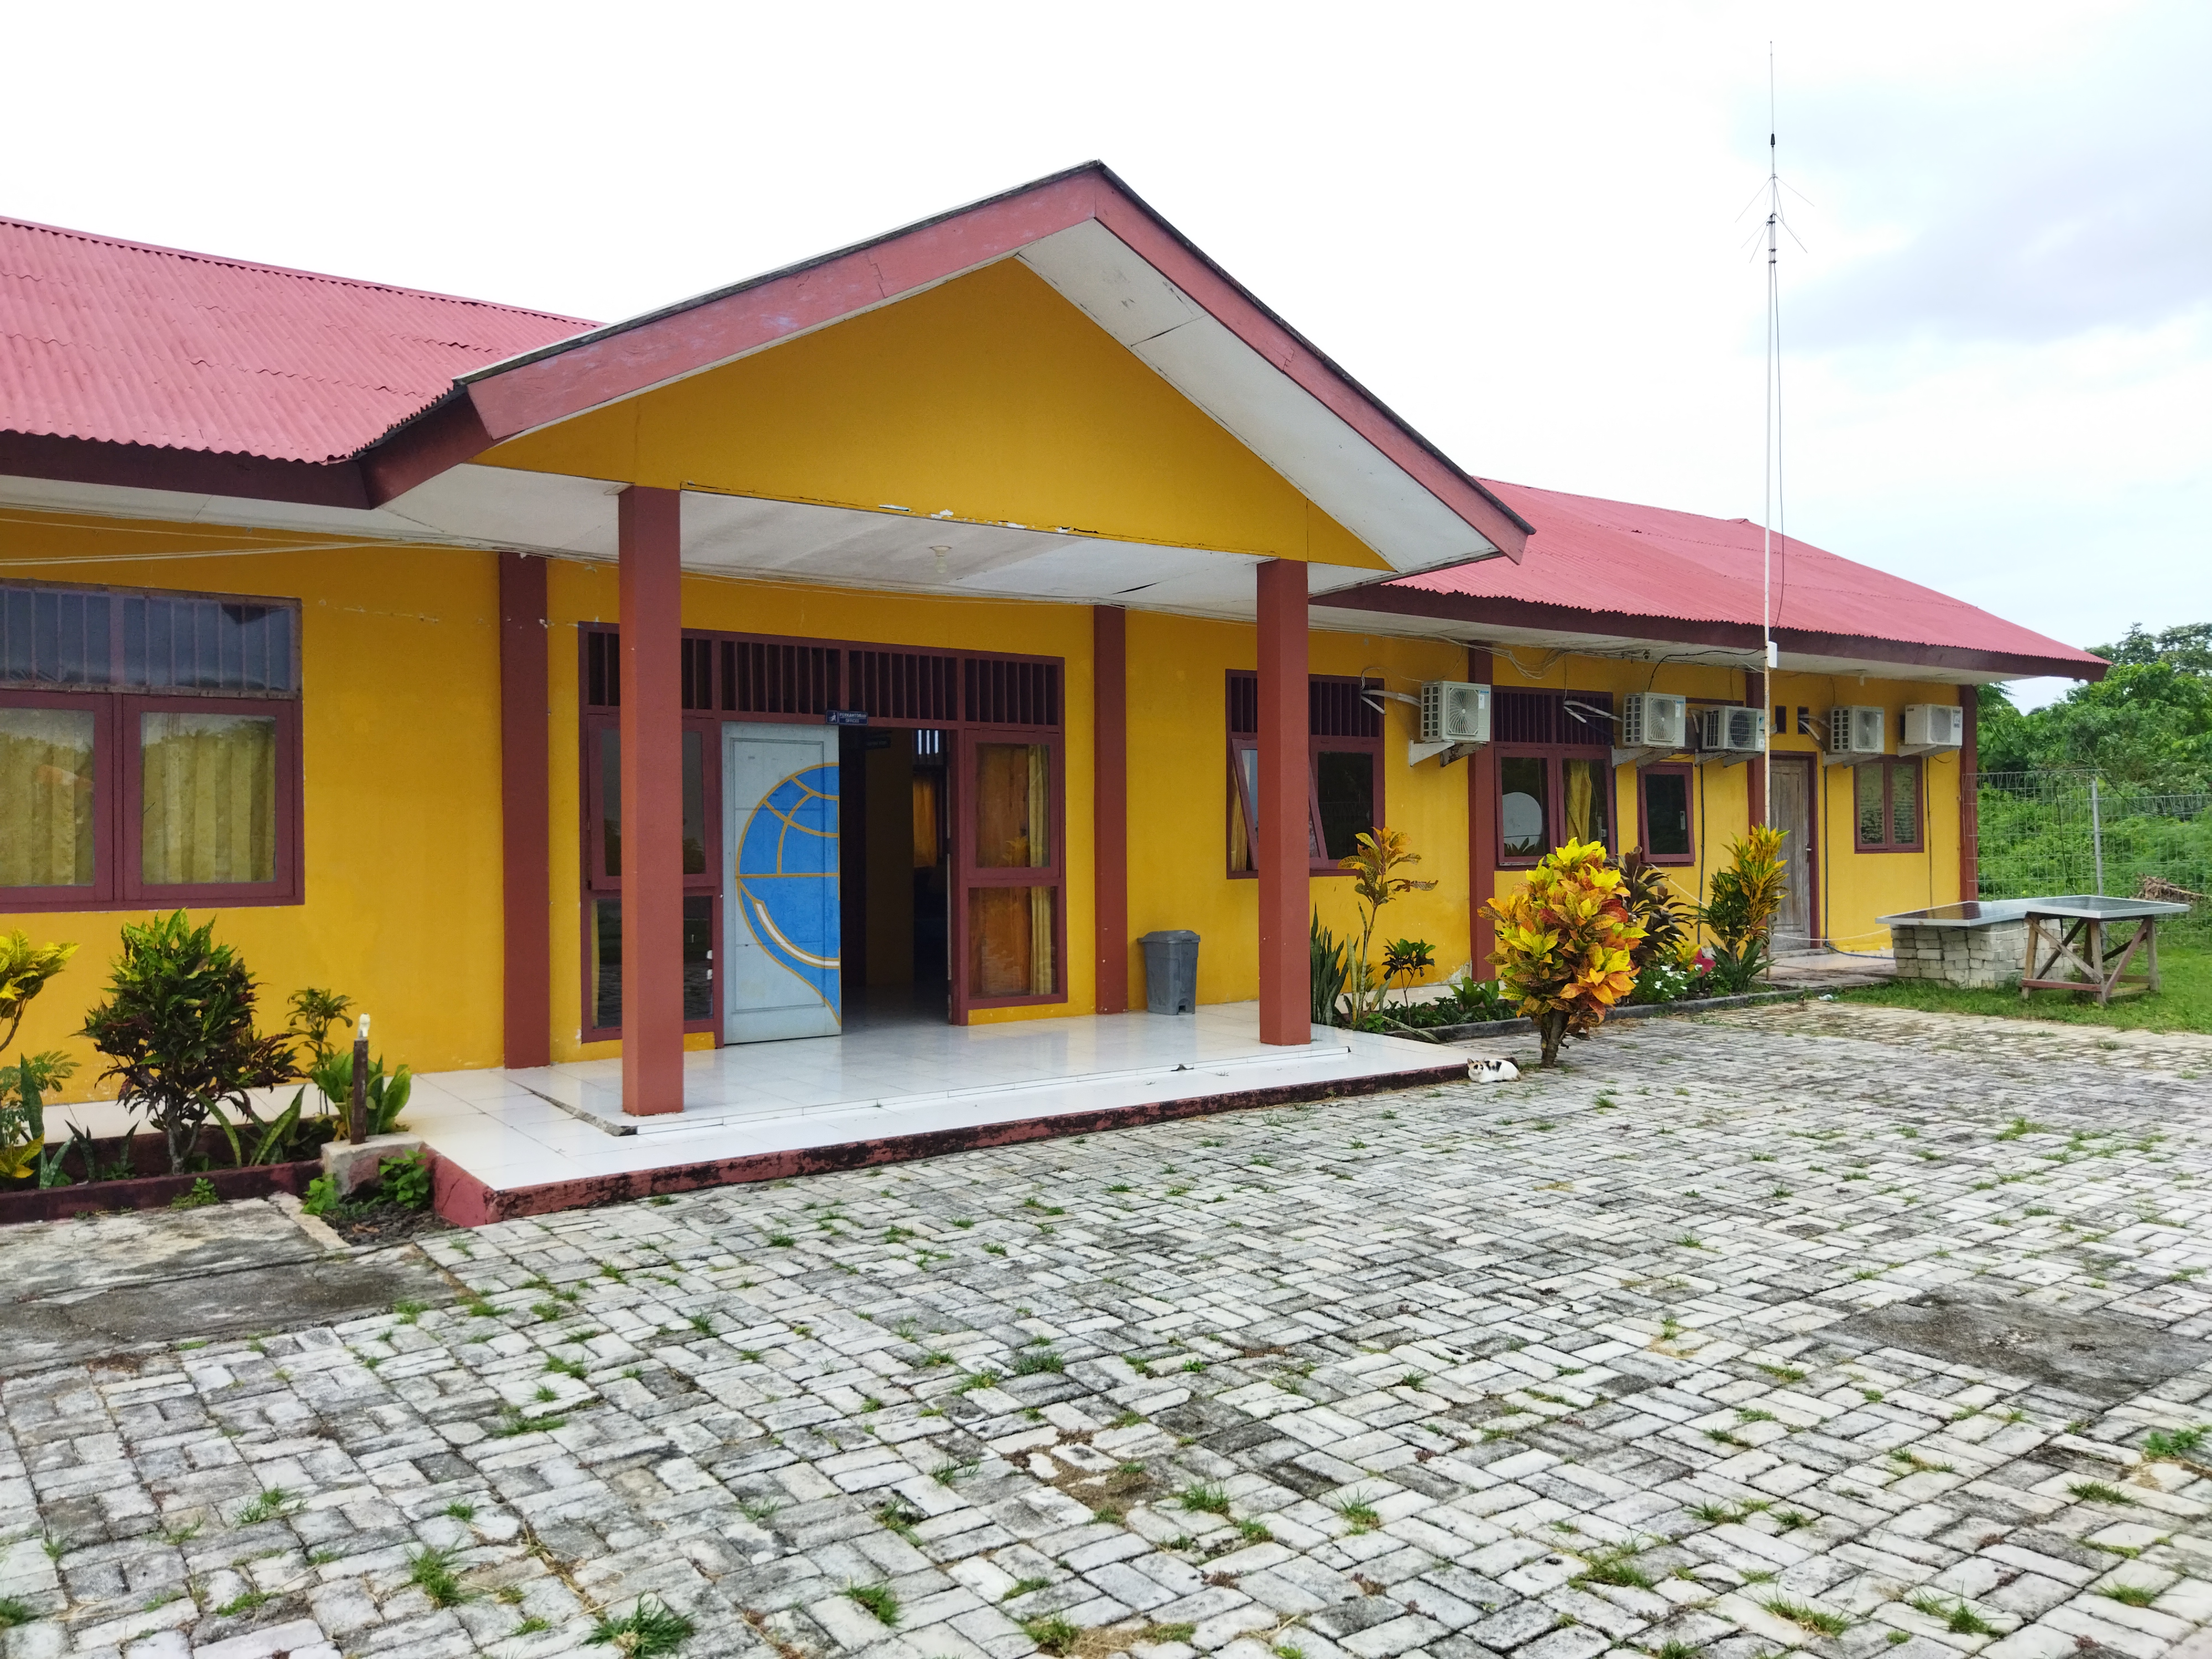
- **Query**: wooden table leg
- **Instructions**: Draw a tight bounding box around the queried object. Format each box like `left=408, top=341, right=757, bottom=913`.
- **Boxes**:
left=2147, top=920, right=2161, bottom=993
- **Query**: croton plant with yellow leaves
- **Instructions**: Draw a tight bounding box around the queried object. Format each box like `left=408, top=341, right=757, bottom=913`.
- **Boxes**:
left=1482, top=838, right=1645, bottom=1067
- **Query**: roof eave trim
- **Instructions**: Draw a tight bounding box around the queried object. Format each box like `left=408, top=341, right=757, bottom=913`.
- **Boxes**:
left=1314, top=586, right=2109, bottom=682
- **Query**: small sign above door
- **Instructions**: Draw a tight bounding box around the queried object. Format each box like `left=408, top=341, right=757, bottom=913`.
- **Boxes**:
left=826, top=709, right=869, bottom=726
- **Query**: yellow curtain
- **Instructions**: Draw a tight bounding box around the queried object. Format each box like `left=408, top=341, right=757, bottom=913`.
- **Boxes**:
left=911, top=773, right=941, bottom=868
left=1565, top=760, right=1594, bottom=843
left=140, top=711, right=276, bottom=885
left=0, top=708, right=96, bottom=887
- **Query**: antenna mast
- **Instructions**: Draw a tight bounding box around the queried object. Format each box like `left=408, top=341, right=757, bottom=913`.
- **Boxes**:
left=1759, top=43, right=1782, bottom=828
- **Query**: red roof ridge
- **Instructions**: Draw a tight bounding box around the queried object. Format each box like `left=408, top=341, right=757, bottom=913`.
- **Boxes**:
left=0, top=214, right=596, bottom=329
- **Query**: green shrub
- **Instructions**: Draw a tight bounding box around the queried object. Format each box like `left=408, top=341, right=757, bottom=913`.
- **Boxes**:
left=79, top=912, right=296, bottom=1173
left=169, top=1177, right=220, bottom=1209
left=380, top=1150, right=432, bottom=1211
left=302, top=1173, right=339, bottom=1217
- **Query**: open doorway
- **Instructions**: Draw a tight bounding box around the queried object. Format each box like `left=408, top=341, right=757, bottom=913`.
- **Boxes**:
left=839, top=728, right=952, bottom=1030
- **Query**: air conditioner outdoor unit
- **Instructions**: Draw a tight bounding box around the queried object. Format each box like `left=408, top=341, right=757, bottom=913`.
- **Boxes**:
left=1695, top=705, right=1765, bottom=760
left=1619, top=692, right=1687, bottom=751
left=1901, top=703, right=1964, bottom=755
left=1826, top=704, right=1886, bottom=763
left=1420, top=681, right=1490, bottom=745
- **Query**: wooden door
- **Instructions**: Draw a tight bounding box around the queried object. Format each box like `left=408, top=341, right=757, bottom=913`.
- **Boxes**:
left=950, top=729, right=1065, bottom=1024
left=1769, top=754, right=1816, bottom=952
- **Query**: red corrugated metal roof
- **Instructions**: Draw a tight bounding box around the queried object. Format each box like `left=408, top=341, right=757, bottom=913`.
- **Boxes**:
left=1380, top=478, right=2105, bottom=671
left=0, top=217, right=592, bottom=465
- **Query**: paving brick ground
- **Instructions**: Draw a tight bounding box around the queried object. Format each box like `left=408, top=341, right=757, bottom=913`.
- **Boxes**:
left=10, top=1002, right=2212, bottom=1659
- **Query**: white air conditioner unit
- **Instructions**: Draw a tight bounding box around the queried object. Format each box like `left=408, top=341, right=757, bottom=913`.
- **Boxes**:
left=1825, top=704, right=1886, bottom=764
left=1901, top=703, right=1964, bottom=756
left=1694, top=705, right=1766, bottom=764
left=1420, top=681, right=1490, bottom=745
left=1619, top=692, right=1687, bottom=751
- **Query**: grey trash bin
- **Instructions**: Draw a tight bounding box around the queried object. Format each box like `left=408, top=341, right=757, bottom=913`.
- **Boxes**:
left=1139, top=930, right=1200, bottom=1015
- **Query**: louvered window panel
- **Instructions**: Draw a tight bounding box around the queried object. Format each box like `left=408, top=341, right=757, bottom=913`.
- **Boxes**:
left=1225, top=672, right=1378, bottom=738
left=679, top=637, right=714, bottom=711
left=585, top=630, right=619, bottom=708
left=964, top=657, right=1060, bottom=729
left=1492, top=688, right=1612, bottom=746
left=0, top=583, right=296, bottom=694
left=724, top=640, right=840, bottom=716
left=849, top=649, right=959, bottom=722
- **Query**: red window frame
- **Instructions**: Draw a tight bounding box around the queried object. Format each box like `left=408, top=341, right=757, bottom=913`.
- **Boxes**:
left=1853, top=757, right=1924, bottom=853
left=1635, top=763, right=1695, bottom=867
left=1496, top=745, right=1616, bottom=868
left=0, top=688, right=304, bottom=910
left=1225, top=672, right=1384, bottom=878
left=577, top=627, right=1065, bottom=1036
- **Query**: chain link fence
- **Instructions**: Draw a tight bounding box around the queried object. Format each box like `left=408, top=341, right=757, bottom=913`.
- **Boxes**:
left=1975, top=770, right=2211, bottom=937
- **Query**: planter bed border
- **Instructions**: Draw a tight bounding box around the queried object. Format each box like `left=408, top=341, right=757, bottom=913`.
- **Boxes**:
left=1, top=1157, right=324, bottom=1225
left=1386, top=985, right=1812, bottom=1045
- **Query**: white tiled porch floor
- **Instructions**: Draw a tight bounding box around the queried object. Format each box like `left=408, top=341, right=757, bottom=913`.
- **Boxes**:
left=400, top=1003, right=1462, bottom=1193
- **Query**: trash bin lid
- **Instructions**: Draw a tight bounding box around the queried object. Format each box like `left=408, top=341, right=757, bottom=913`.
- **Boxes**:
left=1138, top=930, right=1200, bottom=944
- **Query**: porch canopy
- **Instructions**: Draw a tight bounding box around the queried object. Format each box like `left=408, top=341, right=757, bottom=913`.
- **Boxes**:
left=210, top=163, right=1528, bottom=1113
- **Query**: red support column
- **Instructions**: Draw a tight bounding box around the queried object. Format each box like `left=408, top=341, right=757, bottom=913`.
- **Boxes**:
left=1746, top=670, right=1768, bottom=828
left=1255, top=560, right=1310, bottom=1044
left=619, top=487, right=685, bottom=1115
left=1958, top=685, right=1979, bottom=903
left=1467, top=647, right=1498, bottom=975
left=1093, top=606, right=1129, bottom=1014
left=499, top=552, right=550, bottom=1069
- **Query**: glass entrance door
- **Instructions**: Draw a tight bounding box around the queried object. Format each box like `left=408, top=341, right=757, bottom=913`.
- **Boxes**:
left=723, top=723, right=842, bottom=1042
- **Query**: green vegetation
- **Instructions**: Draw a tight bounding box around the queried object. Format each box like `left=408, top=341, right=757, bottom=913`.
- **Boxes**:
left=1844, top=943, right=2212, bottom=1033
left=407, top=1545, right=469, bottom=1608
left=589, top=1597, right=695, bottom=1657
left=844, top=1584, right=899, bottom=1626
left=1022, top=1616, right=1078, bottom=1655
left=1980, top=625, right=2212, bottom=789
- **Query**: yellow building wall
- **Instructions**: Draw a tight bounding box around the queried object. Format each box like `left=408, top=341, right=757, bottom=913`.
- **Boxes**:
left=541, top=564, right=1098, bottom=1061
left=1125, top=612, right=1473, bottom=1005
left=0, top=513, right=506, bottom=1104
left=481, top=260, right=1385, bottom=571
left=1478, top=653, right=1966, bottom=954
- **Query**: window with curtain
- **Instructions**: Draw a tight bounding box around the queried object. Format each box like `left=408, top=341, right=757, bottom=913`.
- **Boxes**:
left=0, top=581, right=301, bottom=909
left=1854, top=758, right=1923, bottom=852
left=1494, top=691, right=1617, bottom=868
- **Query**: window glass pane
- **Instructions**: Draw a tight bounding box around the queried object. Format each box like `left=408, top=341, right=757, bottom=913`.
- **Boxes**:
left=1855, top=764, right=1885, bottom=847
left=592, top=898, right=623, bottom=1030
left=682, top=728, right=705, bottom=876
left=1314, top=750, right=1374, bottom=862
left=912, top=771, right=942, bottom=868
left=974, top=743, right=1050, bottom=868
left=0, top=706, right=96, bottom=886
left=968, top=885, right=1056, bottom=997
left=684, top=894, right=713, bottom=1021
left=1563, top=758, right=1610, bottom=849
left=1500, top=756, right=1548, bottom=859
left=140, top=711, right=275, bottom=884
left=599, top=728, right=621, bottom=879
left=120, top=594, right=293, bottom=692
left=1228, top=747, right=1254, bottom=873
left=1644, top=771, right=1691, bottom=857
left=1890, top=763, right=1918, bottom=847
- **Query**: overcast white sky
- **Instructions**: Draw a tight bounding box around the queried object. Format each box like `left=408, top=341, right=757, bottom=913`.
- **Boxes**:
left=11, top=1, right=2206, bottom=703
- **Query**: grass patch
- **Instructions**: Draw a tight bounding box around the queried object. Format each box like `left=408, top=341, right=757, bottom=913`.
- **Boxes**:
left=0, top=1598, right=33, bottom=1629
left=1840, top=943, right=2212, bottom=1033
left=215, top=1588, right=271, bottom=1617
left=2143, top=1425, right=2208, bottom=1459
left=2100, top=1583, right=2162, bottom=1608
left=1011, top=1348, right=1066, bottom=1375
left=1761, top=1597, right=1848, bottom=1636
left=1907, top=1594, right=1997, bottom=1635
left=1331, top=1494, right=1381, bottom=1532
left=2069, top=1479, right=2134, bottom=1505
left=232, top=1486, right=295, bottom=1525
left=1179, top=1483, right=1232, bottom=1515
left=589, top=1596, right=696, bottom=1657
left=1023, top=1615, right=1079, bottom=1655
left=1575, top=1548, right=1655, bottom=1589
left=846, top=1584, right=900, bottom=1626
left=408, top=1545, right=469, bottom=1608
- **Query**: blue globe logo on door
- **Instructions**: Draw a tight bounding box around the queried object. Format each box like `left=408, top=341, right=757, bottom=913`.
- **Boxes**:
left=734, top=765, right=841, bottom=1014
